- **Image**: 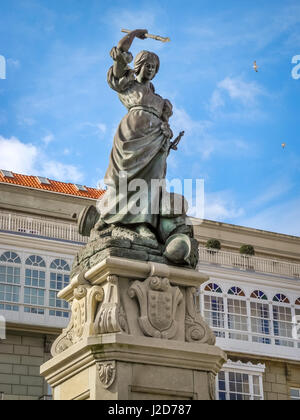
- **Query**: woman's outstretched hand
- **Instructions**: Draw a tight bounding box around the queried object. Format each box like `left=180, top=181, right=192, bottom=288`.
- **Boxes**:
left=132, top=29, right=148, bottom=40
left=117, top=29, right=148, bottom=52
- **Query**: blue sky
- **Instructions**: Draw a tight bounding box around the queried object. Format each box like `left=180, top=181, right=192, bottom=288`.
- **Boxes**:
left=0, top=0, right=300, bottom=236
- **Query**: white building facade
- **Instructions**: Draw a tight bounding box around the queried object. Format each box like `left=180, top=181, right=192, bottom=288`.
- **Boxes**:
left=0, top=171, right=299, bottom=400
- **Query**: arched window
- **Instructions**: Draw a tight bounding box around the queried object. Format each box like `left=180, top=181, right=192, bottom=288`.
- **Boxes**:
left=0, top=251, right=21, bottom=311
left=228, top=287, right=245, bottom=297
left=0, top=251, right=21, bottom=264
left=49, top=259, right=70, bottom=318
left=273, top=294, right=290, bottom=304
left=250, top=290, right=271, bottom=344
left=50, top=259, right=70, bottom=271
left=227, top=287, right=248, bottom=341
left=295, top=298, right=300, bottom=350
left=272, top=293, right=293, bottom=347
left=24, top=255, right=46, bottom=315
left=205, top=283, right=223, bottom=293
left=203, top=283, right=225, bottom=338
left=251, top=290, right=268, bottom=300
left=25, top=255, right=46, bottom=267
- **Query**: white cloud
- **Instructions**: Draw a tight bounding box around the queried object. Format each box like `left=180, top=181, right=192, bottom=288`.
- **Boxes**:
left=104, top=9, right=156, bottom=32
left=7, top=58, right=20, bottom=69
left=42, top=161, right=83, bottom=183
left=0, top=135, right=83, bottom=183
left=218, top=77, right=264, bottom=106
left=42, top=133, right=54, bottom=146
left=238, top=198, right=300, bottom=237
left=204, top=190, right=244, bottom=221
left=209, top=77, right=265, bottom=114
left=0, top=136, right=38, bottom=174
left=170, top=104, right=253, bottom=161
left=248, top=179, right=293, bottom=209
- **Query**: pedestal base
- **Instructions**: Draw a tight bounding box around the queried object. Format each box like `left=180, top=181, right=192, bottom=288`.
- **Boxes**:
left=40, top=257, right=226, bottom=400
left=41, top=333, right=225, bottom=400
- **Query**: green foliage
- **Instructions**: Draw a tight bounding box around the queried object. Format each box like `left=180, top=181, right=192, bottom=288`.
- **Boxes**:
left=205, top=238, right=221, bottom=250
left=239, top=244, right=255, bottom=256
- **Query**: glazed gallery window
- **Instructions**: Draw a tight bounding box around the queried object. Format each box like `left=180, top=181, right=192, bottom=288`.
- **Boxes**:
left=203, top=283, right=225, bottom=338
left=0, top=251, right=21, bottom=311
left=227, top=287, right=248, bottom=341
left=203, top=284, right=248, bottom=341
left=24, top=255, right=46, bottom=315
left=201, top=283, right=298, bottom=348
left=217, top=371, right=263, bottom=400
left=250, top=290, right=271, bottom=344
left=49, top=259, right=70, bottom=318
left=216, top=360, right=265, bottom=400
left=290, top=388, right=300, bottom=400
left=273, top=294, right=293, bottom=347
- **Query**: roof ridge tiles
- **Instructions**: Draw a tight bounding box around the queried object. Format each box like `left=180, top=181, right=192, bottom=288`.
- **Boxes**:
left=0, top=170, right=105, bottom=199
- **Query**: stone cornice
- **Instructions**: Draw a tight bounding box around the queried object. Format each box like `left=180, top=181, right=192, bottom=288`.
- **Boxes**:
left=85, top=257, right=209, bottom=287
left=40, top=333, right=227, bottom=387
left=0, top=231, right=82, bottom=256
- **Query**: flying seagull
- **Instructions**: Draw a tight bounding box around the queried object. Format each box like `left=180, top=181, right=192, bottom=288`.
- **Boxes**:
left=281, top=143, right=286, bottom=149
left=253, top=61, right=258, bottom=72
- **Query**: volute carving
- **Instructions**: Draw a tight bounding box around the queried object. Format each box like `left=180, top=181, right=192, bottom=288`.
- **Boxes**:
left=185, top=287, right=216, bottom=345
left=94, top=275, right=129, bottom=334
left=51, top=283, right=104, bottom=356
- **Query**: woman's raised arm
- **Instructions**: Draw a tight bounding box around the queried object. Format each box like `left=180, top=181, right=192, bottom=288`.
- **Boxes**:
left=111, top=29, right=148, bottom=79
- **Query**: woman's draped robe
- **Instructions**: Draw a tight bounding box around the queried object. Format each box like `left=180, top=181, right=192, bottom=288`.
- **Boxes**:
left=99, top=65, right=171, bottom=229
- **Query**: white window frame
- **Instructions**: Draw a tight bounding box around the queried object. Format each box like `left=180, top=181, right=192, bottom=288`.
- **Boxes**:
left=0, top=246, right=73, bottom=329
left=216, top=359, right=265, bottom=400
left=199, top=279, right=300, bottom=360
left=0, top=251, right=21, bottom=312
left=49, top=259, right=70, bottom=318
left=290, top=388, right=300, bottom=400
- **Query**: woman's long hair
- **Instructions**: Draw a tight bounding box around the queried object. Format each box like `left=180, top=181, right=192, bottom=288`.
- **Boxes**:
left=134, top=50, right=160, bottom=76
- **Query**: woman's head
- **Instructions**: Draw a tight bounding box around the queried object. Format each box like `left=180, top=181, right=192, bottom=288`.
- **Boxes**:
left=134, top=50, right=160, bottom=80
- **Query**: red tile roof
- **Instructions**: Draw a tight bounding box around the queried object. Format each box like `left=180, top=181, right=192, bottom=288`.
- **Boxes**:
left=0, top=171, right=105, bottom=199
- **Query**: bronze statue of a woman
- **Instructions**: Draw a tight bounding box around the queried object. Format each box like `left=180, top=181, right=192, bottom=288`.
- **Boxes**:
left=77, top=29, right=198, bottom=269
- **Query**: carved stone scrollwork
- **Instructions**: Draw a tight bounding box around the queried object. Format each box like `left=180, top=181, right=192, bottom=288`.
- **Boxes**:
left=128, top=276, right=183, bottom=339
left=51, top=283, right=104, bottom=357
left=94, top=275, right=129, bottom=335
left=97, top=361, right=116, bottom=389
left=185, top=287, right=216, bottom=345
left=208, top=372, right=216, bottom=400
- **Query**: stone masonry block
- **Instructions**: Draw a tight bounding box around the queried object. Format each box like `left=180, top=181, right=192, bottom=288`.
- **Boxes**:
left=14, top=345, right=29, bottom=355
left=20, top=375, right=44, bottom=387
left=266, top=392, right=278, bottom=400
left=29, top=346, right=45, bottom=357
left=0, top=384, right=11, bottom=394
left=27, top=386, right=44, bottom=397
left=265, top=373, right=276, bottom=383
left=13, top=365, right=28, bottom=375
left=21, top=356, right=44, bottom=367
left=0, top=343, right=14, bottom=353
left=22, top=336, right=44, bottom=347
left=0, top=374, right=20, bottom=385
left=5, top=334, right=22, bottom=345
left=12, top=385, right=27, bottom=396
left=276, top=374, right=287, bottom=384
left=271, top=383, right=288, bottom=394
left=0, top=354, right=20, bottom=364
left=28, top=366, right=40, bottom=376
left=0, top=363, right=12, bottom=374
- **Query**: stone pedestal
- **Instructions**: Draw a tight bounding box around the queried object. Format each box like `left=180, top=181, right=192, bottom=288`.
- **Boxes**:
left=40, top=257, right=226, bottom=400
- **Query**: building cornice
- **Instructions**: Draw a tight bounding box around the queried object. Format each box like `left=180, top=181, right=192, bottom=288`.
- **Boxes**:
left=0, top=231, right=82, bottom=256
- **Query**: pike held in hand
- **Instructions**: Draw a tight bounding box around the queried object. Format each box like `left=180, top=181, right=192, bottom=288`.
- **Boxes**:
left=121, top=29, right=170, bottom=43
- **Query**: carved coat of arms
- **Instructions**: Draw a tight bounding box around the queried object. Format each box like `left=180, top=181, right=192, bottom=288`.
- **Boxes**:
left=128, top=276, right=183, bottom=339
